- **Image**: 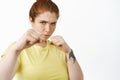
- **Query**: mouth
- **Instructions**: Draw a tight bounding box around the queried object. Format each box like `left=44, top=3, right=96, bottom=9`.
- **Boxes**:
left=42, top=34, right=50, bottom=38
left=44, top=34, right=50, bottom=37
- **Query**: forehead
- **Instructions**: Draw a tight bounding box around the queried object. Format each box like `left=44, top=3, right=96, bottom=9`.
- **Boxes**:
left=35, top=11, right=58, bottom=22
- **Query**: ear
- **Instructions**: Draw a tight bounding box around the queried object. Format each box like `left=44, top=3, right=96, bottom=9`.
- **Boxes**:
left=29, top=17, right=34, bottom=25
left=29, top=17, right=34, bottom=27
left=29, top=17, right=33, bottom=23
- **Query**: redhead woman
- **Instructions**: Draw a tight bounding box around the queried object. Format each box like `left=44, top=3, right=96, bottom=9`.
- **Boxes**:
left=0, top=0, right=83, bottom=80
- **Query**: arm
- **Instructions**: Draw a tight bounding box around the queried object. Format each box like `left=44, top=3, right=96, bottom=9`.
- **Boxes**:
left=0, top=47, right=20, bottom=80
left=0, top=29, right=42, bottom=80
left=50, top=35, right=84, bottom=80
left=66, top=50, right=83, bottom=80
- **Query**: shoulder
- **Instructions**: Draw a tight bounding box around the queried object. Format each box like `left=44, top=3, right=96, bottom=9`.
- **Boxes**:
left=1, top=42, right=16, bottom=57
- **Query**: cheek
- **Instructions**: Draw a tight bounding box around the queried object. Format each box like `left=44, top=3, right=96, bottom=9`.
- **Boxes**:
left=51, top=27, right=56, bottom=32
left=33, top=25, right=43, bottom=32
left=53, top=26, right=56, bottom=30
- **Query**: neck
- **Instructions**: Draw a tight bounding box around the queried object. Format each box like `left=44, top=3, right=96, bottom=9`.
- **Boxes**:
left=35, top=40, right=47, bottom=47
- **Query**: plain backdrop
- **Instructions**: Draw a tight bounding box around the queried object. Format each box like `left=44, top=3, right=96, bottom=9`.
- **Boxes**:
left=0, top=0, right=120, bottom=80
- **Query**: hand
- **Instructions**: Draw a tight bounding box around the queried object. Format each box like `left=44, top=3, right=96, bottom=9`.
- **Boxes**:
left=50, top=35, right=71, bottom=54
left=14, top=28, right=41, bottom=52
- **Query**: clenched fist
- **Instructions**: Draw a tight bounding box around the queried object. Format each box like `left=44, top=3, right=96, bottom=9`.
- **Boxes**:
left=14, top=29, right=42, bottom=52
left=50, top=35, right=71, bottom=54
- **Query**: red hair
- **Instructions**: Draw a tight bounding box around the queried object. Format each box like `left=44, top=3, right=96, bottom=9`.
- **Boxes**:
left=29, top=0, right=59, bottom=22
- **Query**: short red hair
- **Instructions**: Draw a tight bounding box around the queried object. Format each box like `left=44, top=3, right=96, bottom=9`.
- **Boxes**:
left=29, top=0, right=59, bottom=22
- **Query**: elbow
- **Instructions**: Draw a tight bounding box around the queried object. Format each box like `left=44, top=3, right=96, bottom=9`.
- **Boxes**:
left=80, top=69, right=84, bottom=80
left=77, top=70, right=84, bottom=80
left=81, top=73, right=84, bottom=80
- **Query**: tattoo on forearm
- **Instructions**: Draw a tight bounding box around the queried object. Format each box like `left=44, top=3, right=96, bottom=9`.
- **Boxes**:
left=69, top=50, right=76, bottom=63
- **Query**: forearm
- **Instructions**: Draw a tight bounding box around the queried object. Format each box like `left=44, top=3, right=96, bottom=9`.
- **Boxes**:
left=0, top=46, right=20, bottom=80
left=66, top=50, right=83, bottom=80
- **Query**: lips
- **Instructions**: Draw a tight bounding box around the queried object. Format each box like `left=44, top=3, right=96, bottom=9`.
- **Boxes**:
left=42, top=34, right=50, bottom=38
left=44, top=34, right=50, bottom=37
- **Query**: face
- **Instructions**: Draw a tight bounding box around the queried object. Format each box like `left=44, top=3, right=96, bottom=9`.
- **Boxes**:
left=30, top=11, right=58, bottom=40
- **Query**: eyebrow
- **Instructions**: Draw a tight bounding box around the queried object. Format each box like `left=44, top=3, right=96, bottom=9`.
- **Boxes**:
left=52, top=21, right=57, bottom=24
left=40, top=20, right=57, bottom=24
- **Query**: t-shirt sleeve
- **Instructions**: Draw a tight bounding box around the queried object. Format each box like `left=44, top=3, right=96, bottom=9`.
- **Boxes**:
left=0, top=42, right=21, bottom=65
left=1, top=42, right=16, bottom=57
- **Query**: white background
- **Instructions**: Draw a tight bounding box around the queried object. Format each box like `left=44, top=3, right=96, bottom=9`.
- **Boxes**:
left=0, top=0, right=120, bottom=80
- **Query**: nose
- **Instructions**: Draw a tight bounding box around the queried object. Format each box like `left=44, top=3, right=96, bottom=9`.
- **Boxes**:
left=45, top=24, right=50, bottom=32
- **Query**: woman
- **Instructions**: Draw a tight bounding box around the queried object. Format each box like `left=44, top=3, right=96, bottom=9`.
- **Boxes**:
left=0, top=0, right=83, bottom=80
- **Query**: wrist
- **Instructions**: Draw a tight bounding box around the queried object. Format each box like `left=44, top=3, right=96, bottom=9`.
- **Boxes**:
left=10, top=45, right=22, bottom=56
left=66, top=48, right=72, bottom=54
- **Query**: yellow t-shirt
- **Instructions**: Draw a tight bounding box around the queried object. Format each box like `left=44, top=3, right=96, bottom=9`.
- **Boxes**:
left=3, top=41, right=69, bottom=80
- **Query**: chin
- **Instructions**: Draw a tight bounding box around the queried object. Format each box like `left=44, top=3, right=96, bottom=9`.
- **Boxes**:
left=41, top=37, right=49, bottom=41
left=41, top=34, right=51, bottom=40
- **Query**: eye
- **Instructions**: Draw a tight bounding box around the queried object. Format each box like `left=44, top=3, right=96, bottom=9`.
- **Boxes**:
left=40, top=21, right=47, bottom=25
left=51, top=22, right=56, bottom=26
